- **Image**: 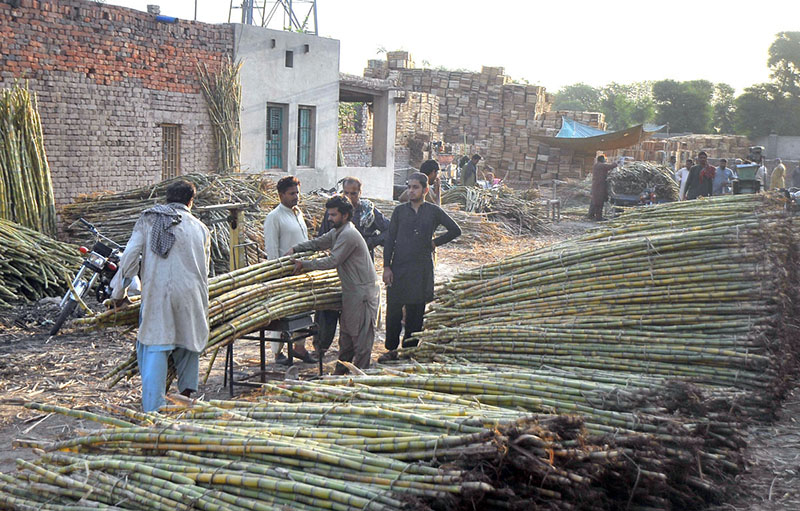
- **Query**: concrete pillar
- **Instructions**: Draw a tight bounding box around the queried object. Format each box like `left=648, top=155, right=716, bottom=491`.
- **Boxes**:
left=371, top=90, right=396, bottom=168
left=766, top=134, right=779, bottom=159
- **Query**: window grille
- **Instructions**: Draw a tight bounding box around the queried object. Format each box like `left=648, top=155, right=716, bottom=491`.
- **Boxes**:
left=161, top=125, right=180, bottom=180
left=266, top=106, right=284, bottom=169
left=297, top=107, right=314, bottom=167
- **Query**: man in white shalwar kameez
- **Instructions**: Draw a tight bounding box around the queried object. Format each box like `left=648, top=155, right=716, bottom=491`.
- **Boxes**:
left=290, top=196, right=380, bottom=374
left=113, top=180, right=211, bottom=412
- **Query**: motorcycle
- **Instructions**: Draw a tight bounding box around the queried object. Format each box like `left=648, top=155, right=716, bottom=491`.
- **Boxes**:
left=781, top=187, right=800, bottom=214
left=49, top=218, right=125, bottom=335
left=638, top=186, right=658, bottom=206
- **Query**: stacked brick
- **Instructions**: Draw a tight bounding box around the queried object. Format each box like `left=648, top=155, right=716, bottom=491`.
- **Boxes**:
left=0, top=0, right=232, bottom=207
left=523, top=112, right=607, bottom=182
left=386, top=51, right=414, bottom=70
left=339, top=133, right=372, bottom=167
left=366, top=52, right=606, bottom=187
left=607, top=135, right=753, bottom=165
left=537, top=110, right=607, bottom=135
left=395, top=92, right=440, bottom=147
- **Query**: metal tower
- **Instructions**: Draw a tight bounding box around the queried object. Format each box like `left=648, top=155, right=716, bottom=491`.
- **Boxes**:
left=229, top=0, right=318, bottom=35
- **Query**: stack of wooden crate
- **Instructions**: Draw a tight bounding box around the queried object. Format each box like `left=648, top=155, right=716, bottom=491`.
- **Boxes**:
left=364, top=53, right=616, bottom=187
left=395, top=92, right=441, bottom=147
left=606, top=135, right=753, bottom=165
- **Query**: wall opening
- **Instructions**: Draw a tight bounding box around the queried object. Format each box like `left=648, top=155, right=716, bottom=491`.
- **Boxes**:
left=266, top=104, right=287, bottom=170
left=285, top=50, right=293, bottom=68
left=297, top=106, right=315, bottom=167
left=338, top=102, right=373, bottom=168
left=161, top=124, right=181, bottom=180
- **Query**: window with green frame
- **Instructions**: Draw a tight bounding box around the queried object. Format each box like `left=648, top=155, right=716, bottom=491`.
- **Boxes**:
left=266, top=105, right=284, bottom=169
left=297, top=107, right=314, bottom=167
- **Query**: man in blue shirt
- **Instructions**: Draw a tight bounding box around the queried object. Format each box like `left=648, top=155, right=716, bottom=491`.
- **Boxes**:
left=713, top=159, right=734, bottom=195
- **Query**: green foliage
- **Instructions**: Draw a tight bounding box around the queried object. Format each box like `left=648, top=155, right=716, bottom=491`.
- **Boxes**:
left=712, top=83, right=736, bottom=134
left=552, top=83, right=601, bottom=111
left=734, top=83, right=800, bottom=137
left=733, top=32, right=800, bottom=137
left=338, top=102, right=363, bottom=134
left=767, top=31, right=800, bottom=95
left=652, top=79, right=715, bottom=133
left=552, top=82, right=654, bottom=130
left=599, top=82, right=655, bottom=130
left=549, top=32, right=800, bottom=137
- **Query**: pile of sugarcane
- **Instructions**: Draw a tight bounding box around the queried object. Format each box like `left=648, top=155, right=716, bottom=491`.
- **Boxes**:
left=0, top=83, right=57, bottom=236
left=0, top=219, right=81, bottom=307
left=607, top=160, right=680, bottom=201
left=4, top=361, right=741, bottom=511
left=441, top=185, right=544, bottom=233
left=71, top=253, right=341, bottom=386
left=261, top=363, right=744, bottom=509
left=406, top=194, right=799, bottom=413
left=198, top=59, right=242, bottom=174
left=62, top=173, right=276, bottom=274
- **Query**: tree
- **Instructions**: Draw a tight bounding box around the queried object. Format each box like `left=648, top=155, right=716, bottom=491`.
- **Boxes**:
left=552, top=83, right=601, bottom=112
left=767, top=31, right=800, bottom=95
left=552, top=81, right=654, bottom=130
left=734, top=83, right=800, bottom=137
left=598, top=82, right=655, bottom=130
left=733, top=32, right=800, bottom=137
left=652, top=79, right=714, bottom=133
left=712, top=83, right=736, bottom=134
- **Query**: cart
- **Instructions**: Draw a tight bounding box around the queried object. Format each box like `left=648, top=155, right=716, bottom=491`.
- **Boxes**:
left=732, top=164, right=761, bottom=194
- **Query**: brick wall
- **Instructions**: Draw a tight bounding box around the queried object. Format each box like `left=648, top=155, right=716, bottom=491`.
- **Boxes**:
left=339, top=133, right=372, bottom=167
left=0, top=0, right=233, bottom=206
left=395, top=92, right=440, bottom=146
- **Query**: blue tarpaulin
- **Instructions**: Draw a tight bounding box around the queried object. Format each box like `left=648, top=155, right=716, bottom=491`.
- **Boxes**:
left=644, top=123, right=667, bottom=133
left=556, top=117, right=667, bottom=139
left=556, top=117, right=608, bottom=138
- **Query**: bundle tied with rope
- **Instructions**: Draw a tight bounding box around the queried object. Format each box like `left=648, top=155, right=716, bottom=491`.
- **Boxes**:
left=411, top=194, right=798, bottom=412
left=607, top=160, right=680, bottom=202
left=75, top=253, right=341, bottom=388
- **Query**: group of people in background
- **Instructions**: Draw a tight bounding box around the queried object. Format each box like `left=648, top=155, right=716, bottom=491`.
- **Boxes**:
left=674, top=154, right=799, bottom=200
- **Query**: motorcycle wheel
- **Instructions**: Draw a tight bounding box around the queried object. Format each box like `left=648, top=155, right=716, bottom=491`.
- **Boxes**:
left=49, top=298, right=78, bottom=336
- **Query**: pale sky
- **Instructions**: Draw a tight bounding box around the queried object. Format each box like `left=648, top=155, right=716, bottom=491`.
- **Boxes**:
left=106, top=0, right=799, bottom=94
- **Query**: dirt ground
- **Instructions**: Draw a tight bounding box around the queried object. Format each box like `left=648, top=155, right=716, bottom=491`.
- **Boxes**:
left=1, top=217, right=798, bottom=509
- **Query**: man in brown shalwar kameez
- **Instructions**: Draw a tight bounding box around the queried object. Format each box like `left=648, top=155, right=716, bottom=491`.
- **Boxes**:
left=588, top=154, right=618, bottom=221
left=290, top=196, right=380, bottom=374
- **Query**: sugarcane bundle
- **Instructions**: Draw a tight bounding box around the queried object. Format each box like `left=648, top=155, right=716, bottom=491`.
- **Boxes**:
left=607, top=160, right=680, bottom=201
left=6, top=361, right=741, bottom=511
left=0, top=219, right=82, bottom=307
left=441, top=185, right=545, bottom=233
left=79, top=254, right=341, bottom=387
left=260, top=363, right=745, bottom=509
left=198, top=59, right=242, bottom=174
left=407, top=194, right=799, bottom=407
left=590, top=192, right=768, bottom=237
left=0, top=83, right=57, bottom=236
left=61, top=173, right=276, bottom=274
